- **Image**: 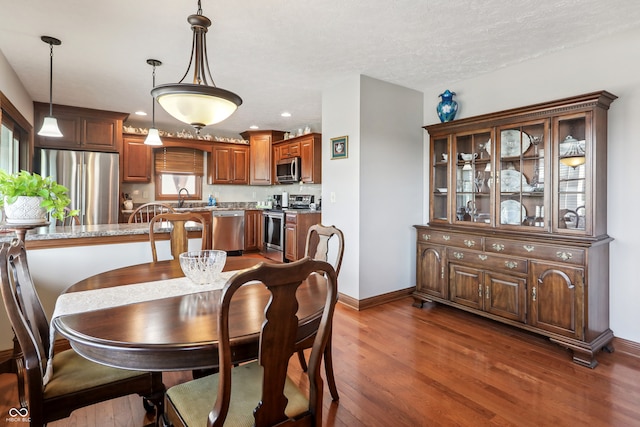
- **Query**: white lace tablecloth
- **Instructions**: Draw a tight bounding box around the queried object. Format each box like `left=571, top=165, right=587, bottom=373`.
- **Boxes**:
left=44, top=270, right=239, bottom=385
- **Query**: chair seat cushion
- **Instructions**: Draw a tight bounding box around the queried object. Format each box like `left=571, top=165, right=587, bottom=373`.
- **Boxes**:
left=44, top=348, right=151, bottom=398
left=166, top=361, right=309, bottom=427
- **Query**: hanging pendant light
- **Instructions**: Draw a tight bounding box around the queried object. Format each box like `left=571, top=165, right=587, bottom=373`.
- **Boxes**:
left=559, top=135, right=586, bottom=168
left=151, top=0, right=242, bottom=134
left=38, top=36, right=63, bottom=138
left=144, top=59, right=163, bottom=146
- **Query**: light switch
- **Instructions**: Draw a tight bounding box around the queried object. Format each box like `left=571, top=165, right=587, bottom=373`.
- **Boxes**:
left=330, top=192, right=336, bottom=203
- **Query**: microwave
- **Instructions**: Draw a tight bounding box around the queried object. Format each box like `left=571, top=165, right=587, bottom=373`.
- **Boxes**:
left=276, top=157, right=301, bottom=184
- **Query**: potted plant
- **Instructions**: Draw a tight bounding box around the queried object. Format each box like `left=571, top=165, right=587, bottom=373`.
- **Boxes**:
left=0, top=170, right=79, bottom=223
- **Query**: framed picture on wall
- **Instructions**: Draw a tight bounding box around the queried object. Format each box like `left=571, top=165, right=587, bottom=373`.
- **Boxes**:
left=331, top=136, right=348, bottom=160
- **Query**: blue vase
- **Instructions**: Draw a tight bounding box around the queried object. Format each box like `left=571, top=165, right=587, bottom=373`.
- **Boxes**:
left=437, top=90, right=458, bottom=122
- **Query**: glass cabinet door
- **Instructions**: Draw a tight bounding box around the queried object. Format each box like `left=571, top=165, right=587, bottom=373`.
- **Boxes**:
left=430, top=136, right=449, bottom=222
left=554, top=113, right=589, bottom=233
left=496, top=121, right=547, bottom=229
left=453, top=130, right=492, bottom=225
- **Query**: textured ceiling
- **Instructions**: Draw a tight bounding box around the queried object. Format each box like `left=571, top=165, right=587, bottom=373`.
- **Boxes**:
left=1, top=0, right=640, bottom=137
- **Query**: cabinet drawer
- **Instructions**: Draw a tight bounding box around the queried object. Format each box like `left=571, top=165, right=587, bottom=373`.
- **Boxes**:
left=447, top=248, right=527, bottom=274
left=286, top=213, right=298, bottom=224
left=418, top=231, right=482, bottom=250
left=485, top=238, right=585, bottom=265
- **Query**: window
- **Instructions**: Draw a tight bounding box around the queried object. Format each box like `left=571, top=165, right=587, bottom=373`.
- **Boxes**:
left=154, top=147, right=204, bottom=200
left=0, top=92, right=30, bottom=173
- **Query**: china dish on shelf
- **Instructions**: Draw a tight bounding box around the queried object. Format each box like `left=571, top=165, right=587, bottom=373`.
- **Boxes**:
left=500, top=169, right=528, bottom=192
left=485, top=130, right=532, bottom=158
left=500, top=200, right=526, bottom=225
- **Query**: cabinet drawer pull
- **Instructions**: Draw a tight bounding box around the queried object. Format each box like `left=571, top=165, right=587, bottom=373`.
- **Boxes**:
left=485, top=285, right=490, bottom=300
left=464, top=239, right=476, bottom=247
left=505, top=261, right=518, bottom=269
left=556, top=251, right=573, bottom=261
left=523, top=245, right=535, bottom=252
left=442, top=235, right=451, bottom=241
left=478, top=255, right=488, bottom=261
left=453, top=251, right=464, bottom=260
left=422, top=233, right=431, bottom=241
left=492, top=243, right=505, bottom=252
left=478, top=284, right=483, bottom=297
left=532, top=286, right=537, bottom=302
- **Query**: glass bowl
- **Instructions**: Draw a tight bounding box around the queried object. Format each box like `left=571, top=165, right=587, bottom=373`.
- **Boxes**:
left=179, top=250, right=227, bottom=285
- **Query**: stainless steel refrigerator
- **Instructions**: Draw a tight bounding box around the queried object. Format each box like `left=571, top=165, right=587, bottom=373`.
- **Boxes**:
left=37, top=149, right=120, bottom=225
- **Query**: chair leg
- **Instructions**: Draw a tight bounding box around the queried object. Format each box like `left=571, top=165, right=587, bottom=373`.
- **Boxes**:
left=297, top=349, right=309, bottom=372
left=323, top=335, right=339, bottom=401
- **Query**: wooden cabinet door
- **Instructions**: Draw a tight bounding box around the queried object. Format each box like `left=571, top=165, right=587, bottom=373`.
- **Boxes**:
left=83, top=117, right=119, bottom=151
left=416, top=243, right=447, bottom=299
left=212, top=145, right=231, bottom=183
left=244, top=210, right=263, bottom=251
left=211, top=145, right=249, bottom=184
left=231, top=146, right=249, bottom=184
left=299, top=134, right=321, bottom=183
left=249, top=134, right=272, bottom=185
left=122, top=136, right=152, bottom=182
left=449, top=264, right=483, bottom=310
left=484, top=271, right=526, bottom=322
left=529, top=262, right=584, bottom=339
left=285, top=223, right=297, bottom=261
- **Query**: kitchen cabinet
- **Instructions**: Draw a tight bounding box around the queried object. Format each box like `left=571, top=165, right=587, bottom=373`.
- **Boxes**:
left=122, top=134, right=152, bottom=182
left=284, top=211, right=321, bottom=262
left=244, top=209, right=263, bottom=251
left=34, top=102, right=127, bottom=152
left=414, top=91, right=616, bottom=368
left=209, top=143, right=249, bottom=184
left=240, top=130, right=285, bottom=185
left=273, top=133, right=322, bottom=183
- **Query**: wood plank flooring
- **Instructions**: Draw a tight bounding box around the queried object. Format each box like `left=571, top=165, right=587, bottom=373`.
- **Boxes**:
left=1, top=297, right=639, bottom=426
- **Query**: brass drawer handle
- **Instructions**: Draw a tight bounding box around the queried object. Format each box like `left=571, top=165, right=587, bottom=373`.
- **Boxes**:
left=443, top=235, right=451, bottom=241
left=485, top=285, right=490, bottom=300
left=505, top=261, right=518, bottom=269
left=532, top=286, right=537, bottom=302
left=492, top=243, right=505, bottom=252
left=478, top=255, right=488, bottom=261
left=453, top=251, right=464, bottom=260
left=464, top=239, right=476, bottom=248
left=523, top=245, right=535, bottom=252
left=422, top=233, right=431, bottom=241
left=556, top=251, right=573, bottom=261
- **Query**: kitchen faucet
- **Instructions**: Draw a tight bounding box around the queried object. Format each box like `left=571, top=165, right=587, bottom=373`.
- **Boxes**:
left=177, top=188, right=189, bottom=208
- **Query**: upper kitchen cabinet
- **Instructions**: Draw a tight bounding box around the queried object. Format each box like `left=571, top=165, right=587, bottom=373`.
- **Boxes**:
left=240, top=130, right=285, bottom=185
left=34, top=102, right=127, bottom=152
left=273, top=133, right=322, bottom=184
left=122, top=134, right=152, bottom=182
left=209, top=143, right=249, bottom=185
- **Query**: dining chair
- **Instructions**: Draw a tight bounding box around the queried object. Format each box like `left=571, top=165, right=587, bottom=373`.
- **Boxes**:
left=128, top=202, right=176, bottom=223
left=164, top=257, right=338, bottom=427
left=149, top=212, right=210, bottom=262
left=296, top=224, right=344, bottom=401
left=0, top=239, right=165, bottom=427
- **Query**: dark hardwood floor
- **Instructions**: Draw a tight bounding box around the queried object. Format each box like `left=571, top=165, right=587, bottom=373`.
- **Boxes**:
left=1, top=297, right=639, bottom=426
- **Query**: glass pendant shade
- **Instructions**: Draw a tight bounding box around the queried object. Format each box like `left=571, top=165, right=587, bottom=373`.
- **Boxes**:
left=560, top=155, right=586, bottom=168
left=144, top=128, right=163, bottom=146
left=151, top=1, right=241, bottom=133
left=559, top=135, right=586, bottom=168
left=38, top=116, right=63, bottom=137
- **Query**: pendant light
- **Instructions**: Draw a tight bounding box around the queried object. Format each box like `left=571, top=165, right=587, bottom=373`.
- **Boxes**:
left=151, top=0, right=242, bottom=134
left=144, top=59, right=163, bottom=146
left=38, top=36, right=63, bottom=138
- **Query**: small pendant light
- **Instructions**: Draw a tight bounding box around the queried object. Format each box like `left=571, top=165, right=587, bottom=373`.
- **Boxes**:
left=144, top=59, right=163, bottom=146
left=38, top=36, right=63, bottom=138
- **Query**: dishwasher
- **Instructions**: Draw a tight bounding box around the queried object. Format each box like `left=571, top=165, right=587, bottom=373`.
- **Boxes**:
left=211, top=210, right=245, bottom=255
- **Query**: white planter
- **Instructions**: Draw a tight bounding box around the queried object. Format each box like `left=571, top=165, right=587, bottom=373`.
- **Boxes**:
left=3, top=196, right=48, bottom=224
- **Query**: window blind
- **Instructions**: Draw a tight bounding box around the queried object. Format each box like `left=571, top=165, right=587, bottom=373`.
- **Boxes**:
left=154, top=147, right=204, bottom=175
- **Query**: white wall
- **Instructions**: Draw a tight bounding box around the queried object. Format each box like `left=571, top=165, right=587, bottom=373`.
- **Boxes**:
left=322, top=75, right=423, bottom=300
left=0, top=49, right=34, bottom=126
left=421, top=26, right=640, bottom=343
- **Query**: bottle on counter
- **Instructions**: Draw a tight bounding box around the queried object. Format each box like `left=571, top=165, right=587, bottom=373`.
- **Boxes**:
left=208, top=194, right=217, bottom=207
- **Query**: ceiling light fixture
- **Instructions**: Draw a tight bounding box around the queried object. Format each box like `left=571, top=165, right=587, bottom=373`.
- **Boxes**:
left=151, top=0, right=242, bottom=134
left=281, top=112, right=292, bottom=118
left=559, top=135, right=586, bottom=168
left=37, top=36, right=63, bottom=138
left=144, top=59, right=163, bottom=146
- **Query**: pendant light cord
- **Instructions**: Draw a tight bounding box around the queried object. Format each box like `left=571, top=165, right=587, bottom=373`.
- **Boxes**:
left=48, top=42, right=54, bottom=116
left=151, top=63, right=156, bottom=128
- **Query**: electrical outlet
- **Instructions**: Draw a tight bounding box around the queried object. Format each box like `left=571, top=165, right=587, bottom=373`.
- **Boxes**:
left=252, top=192, right=256, bottom=199
left=330, top=192, right=336, bottom=203
left=142, top=191, right=148, bottom=198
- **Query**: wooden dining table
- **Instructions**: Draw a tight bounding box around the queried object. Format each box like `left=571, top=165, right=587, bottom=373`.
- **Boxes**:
left=52, top=257, right=327, bottom=371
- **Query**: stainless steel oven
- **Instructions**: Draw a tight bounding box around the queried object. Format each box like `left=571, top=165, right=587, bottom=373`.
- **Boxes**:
left=262, top=209, right=285, bottom=262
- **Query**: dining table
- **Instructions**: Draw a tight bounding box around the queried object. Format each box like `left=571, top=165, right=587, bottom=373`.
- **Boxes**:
left=52, top=256, right=327, bottom=372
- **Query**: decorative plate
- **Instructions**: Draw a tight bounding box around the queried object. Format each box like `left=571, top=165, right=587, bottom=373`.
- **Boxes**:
left=485, top=130, right=532, bottom=158
left=500, top=169, right=528, bottom=192
left=500, top=200, right=526, bottom=225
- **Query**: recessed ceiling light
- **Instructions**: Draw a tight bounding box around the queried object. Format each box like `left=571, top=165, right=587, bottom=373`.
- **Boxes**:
left=249, top=125, right=259, bottom=129
left=135, top=111, right=147, bottom=116
left=281, top=112, right=291, bottom=117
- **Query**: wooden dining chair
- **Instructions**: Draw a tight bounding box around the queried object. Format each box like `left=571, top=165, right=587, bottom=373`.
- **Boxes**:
left=296, top=223, right=344, bottom=401
left=0, top=239, right=165, bottom=427
left=128, top=202, right=176, bottom=223
left=149, top=212, right=210, bottom=262
left=164, top=257, right=338, bottom=427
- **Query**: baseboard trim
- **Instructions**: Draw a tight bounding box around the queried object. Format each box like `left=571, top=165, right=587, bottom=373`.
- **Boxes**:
left=338, top=287, right=415, bottom=311
left=612, top=336, right=640, bottom=359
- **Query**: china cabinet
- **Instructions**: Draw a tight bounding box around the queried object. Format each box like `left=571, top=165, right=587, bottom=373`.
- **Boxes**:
left=415, top=91, right=616, bottom=367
